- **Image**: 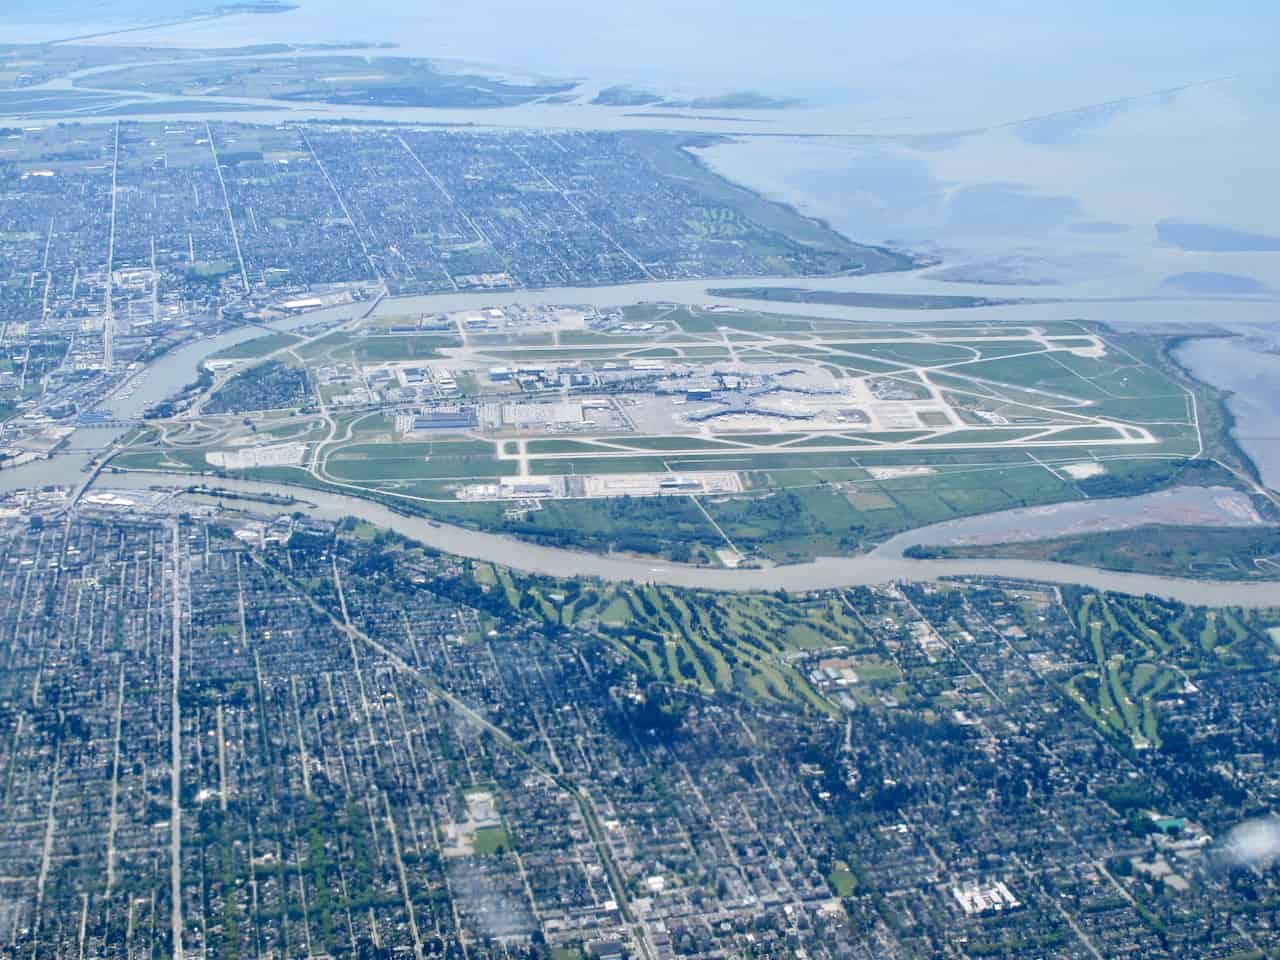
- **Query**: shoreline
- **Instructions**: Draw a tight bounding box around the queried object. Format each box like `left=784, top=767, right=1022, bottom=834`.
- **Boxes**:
left=674, top=133, right=923, bottom=273
left=1165, top=330, right=1268, bottom=490
left=37, top=3, right=299, bottom=47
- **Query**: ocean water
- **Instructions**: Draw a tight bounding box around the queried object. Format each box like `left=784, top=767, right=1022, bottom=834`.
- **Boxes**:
left=696, top=72, right=1280, bottom=295
left=1178, top=332, right=1280, bottom=489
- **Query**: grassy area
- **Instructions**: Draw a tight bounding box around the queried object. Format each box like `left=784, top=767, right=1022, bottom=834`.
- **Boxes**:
left=700, top=462, right=1082, bottom=563
left=189, top=258, right=235, bottom=278
left=524, top=439, right=616, bottom=454
left=529, top=454, right=682, bottom=475
left=109, top=449, right=208, bottom=472
left=845, top=340, right=982, bottom=365
left=667, top=307, right=816, bottom=335
left=295, top=330, right=460, bottom=363
left=470, top=826, right=511, bottom=855
left=323, top=439, right=512, bottom=481
left=828, top=862, right=858, bottom=897
left=558, top=330, right=672, bottom=344
left=349, top=334, right=460, bottom=361
left=511, top=496, right=722, bottom=561
left=209, top=331, right=302, bottom=361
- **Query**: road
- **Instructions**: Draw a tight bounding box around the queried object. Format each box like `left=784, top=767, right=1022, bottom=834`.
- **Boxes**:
left=168, top=521, right=185, bottom=960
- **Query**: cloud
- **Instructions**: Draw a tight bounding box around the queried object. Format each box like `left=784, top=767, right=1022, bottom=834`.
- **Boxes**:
left=448, top=860, right=533, bottom=940
left=1221, top=817, right=1280, bottom=868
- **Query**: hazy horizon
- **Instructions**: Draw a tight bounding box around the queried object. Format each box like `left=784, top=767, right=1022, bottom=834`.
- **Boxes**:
left=6, top=1, right=1277, bottom=121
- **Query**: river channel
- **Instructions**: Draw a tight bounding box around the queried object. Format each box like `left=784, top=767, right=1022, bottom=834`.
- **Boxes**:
left=0, top=302, right=359, bottom=492
left=92, top=471, right=1278, bottom=608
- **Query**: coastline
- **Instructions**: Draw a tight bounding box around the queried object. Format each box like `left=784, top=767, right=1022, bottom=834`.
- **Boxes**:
left=673, top=132, right=923, bottom=273
left=38, top=2, right=298, bottom=46
left=1166, top=330, right=1271, bottom=491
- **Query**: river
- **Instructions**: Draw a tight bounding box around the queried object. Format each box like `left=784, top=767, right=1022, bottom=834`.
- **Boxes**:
left=95, top=472, right=1280, bottom=607
left=0, top=301, right=359, bottom=492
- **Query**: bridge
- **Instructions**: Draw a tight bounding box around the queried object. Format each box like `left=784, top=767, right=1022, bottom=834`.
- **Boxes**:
left=76, top=418, right=142, bottom=430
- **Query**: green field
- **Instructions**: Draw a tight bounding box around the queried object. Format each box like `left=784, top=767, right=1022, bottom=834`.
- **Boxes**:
left=470, top=826, right=511, bottom=856
left=348, top=335, right=459, bottom=361
left=209, top=331, right=303, bottom=361
left=828, top=862, right=859, bottom=897
left=295, top=330, right=461, bottom=363
left=323, top=440, right=512, bottom=481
